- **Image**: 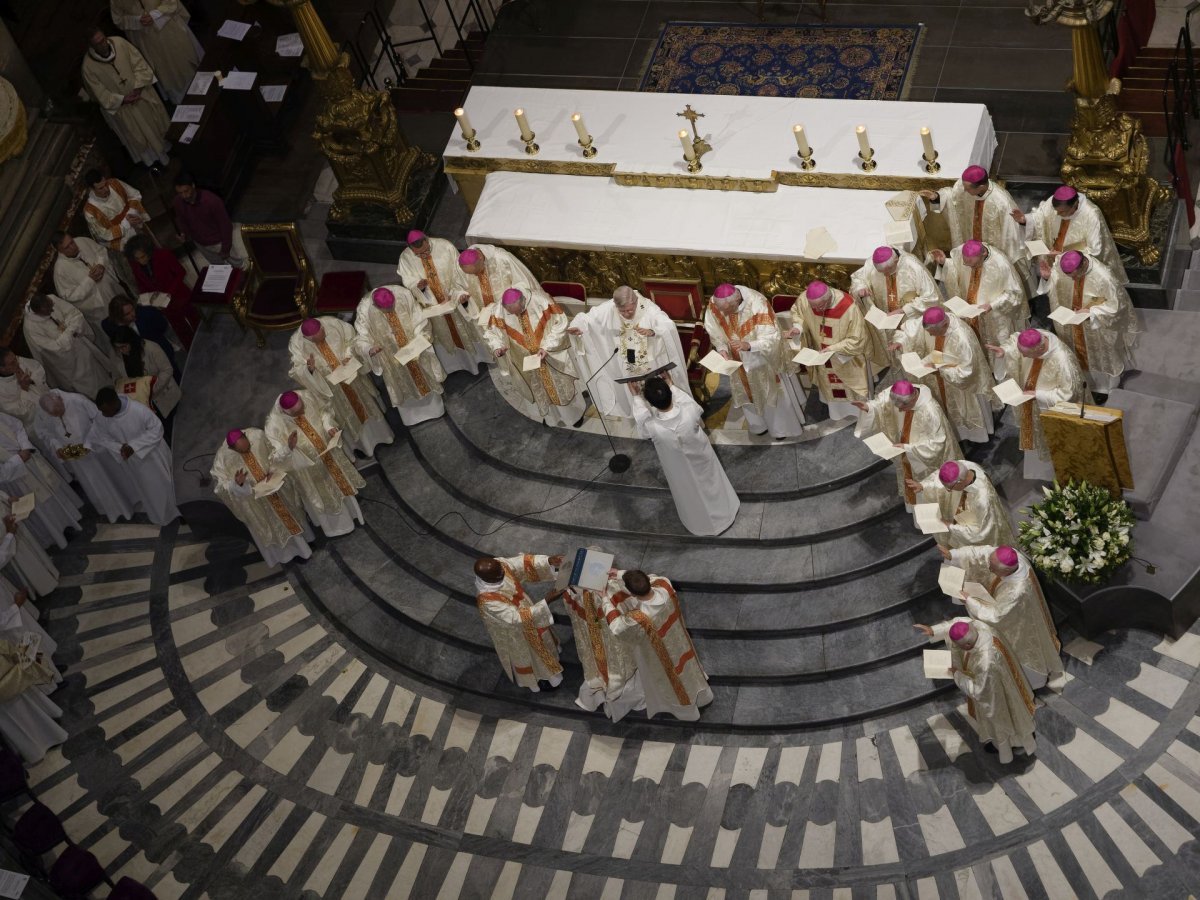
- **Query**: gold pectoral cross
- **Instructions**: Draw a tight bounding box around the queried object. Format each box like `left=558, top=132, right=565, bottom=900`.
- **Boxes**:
left=676, top=104, right=712, bottom=159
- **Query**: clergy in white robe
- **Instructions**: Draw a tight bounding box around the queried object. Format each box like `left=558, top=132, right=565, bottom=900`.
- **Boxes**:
left=396, top=231, right=489, bottom=375
left=854, top=380, right=961, bottom=509
left=991, top=328, right=1088, bottom=478
left=921, top=165, right=1028, bottom=280
left=80, top=31, right=170, bottom=168
left=0, top=353, right=47, bottom=430
left=789, top=281, right=888, bottom=421
left=562, top=582, right=642, bottom=720
left=0, top=500, right=58, bottom=602
left=921, top=618, right=1036, bottom=764
left=631, top=377, right=739, bottom=536
left=1045, top=251, right=1136, bottom=393
left=288, top=317, right=393, bottom=456
left=911, top=460, right=1016, bottom=551
left=932, top=240, right=1029, bottom=355
left=23, top=294, right=121, bottom=399
left=212, top=429, right=314, bottom=567
left=0, top=527, right=60, bottom=685
left=896, top=306, right=994, bottom=443
left=110, top=0, right=201, bottom=105
left=51, top=232, right=126, bottom=340
left=1016, top=185, right=1128, bottom=284
left=265, top=390, right=365, bottom=537
left=483, top=288, right=587, bottom=428
left=353, top=286, right=446, bottom=426
left=704, top=283, right=805, bottom=438
left=568, top=285, right=688, bottom=419
left=0, top=411, right=82, bottom=550
left=0, top=636, right=66, bottom=764
left=947, top=545, right=1064, bottom=692
left=473, top=554, right=564, bottom=692
left=607, top=570, right=712, bottom=721
left=850, top=245, right=941, bottom=320
left=88, top=388, right=179, bottom=526
left=35, top=391, right=135, bottom=525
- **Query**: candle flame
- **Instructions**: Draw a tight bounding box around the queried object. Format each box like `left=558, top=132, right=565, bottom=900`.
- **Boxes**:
left=572, top=113, right=581, bottom=121
left=920, top=126, right=930, bottom=135
left=678, top=130, right=688, bottom=138
left=793, top=124, right=803, bottom=132
left=856, top=125, right=865, bottom=134
left=514, top=108, right=524, bottom=116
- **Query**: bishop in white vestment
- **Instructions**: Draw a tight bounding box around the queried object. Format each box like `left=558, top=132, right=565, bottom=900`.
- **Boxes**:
left=51, top=232, right=126, bottom=339
left=631, top=377, right=739, bottom=536
left=851, top=245, right=941, bottom=321
left=1017, top=185, right=1128, bottom=284
left=110, top=0, right=202, bottom=104
left=562, top=582, right=642, bottom=721
left=80, top=31, right=170, bottom=167
left=288, top=317, right=393, bottom=457
left=0, top=412, right=82, bottom=550
left=88, top=388, right=179, bottom=526
left=23, top=295, right=120, bottom=400
left=1045, top=251, right=1136, bottom=393
left=921, top=166, right=1027, bottom=279
left=473, top=554, right=564, bottom=692
left=353, top=287, right=446, bottom=426
left=212, top=429, right=314, bottom=567
left=911, top=460, right=1016, bottom=551
left=933, top=240, right=1029, bottom=354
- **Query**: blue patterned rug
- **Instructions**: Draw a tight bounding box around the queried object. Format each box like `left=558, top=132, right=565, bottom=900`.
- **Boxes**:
left=639, top=22, right=922, bottom=100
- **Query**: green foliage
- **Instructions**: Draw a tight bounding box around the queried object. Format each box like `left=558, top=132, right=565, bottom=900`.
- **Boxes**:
left=1018, top=480, right=1134, bottom=585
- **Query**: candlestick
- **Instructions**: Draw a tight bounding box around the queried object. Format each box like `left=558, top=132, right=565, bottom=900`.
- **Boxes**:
left=454, top=107, right=479, bottom=152
left=920, top=127, right=934, bottom=157
left=855, top=125, right=876, bottom=172
left=793, top=124, right=815, bottom=171
left=679, top=129, right=701, bottom=172
left=514, top=108, right=533, bottom=141
left=920, top=126, right=940, bottom=173
left=572, top=113, right=597, bottom=158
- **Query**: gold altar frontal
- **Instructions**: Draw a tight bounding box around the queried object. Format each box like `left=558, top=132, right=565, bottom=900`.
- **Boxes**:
left=1042, top=404, right=1134, bottom=498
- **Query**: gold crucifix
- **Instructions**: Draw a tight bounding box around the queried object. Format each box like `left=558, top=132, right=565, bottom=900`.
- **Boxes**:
left=676, top=104, right=712, bottom=159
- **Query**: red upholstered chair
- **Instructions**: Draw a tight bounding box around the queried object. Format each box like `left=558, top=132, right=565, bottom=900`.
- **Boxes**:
left=678, top=323, right=712, bottom=405
left=642, top=278, right=703, bottom=323
left=13, top=802, right=68, bottom=877
left=49, top=846, right=112, bottom=899
left=192, top=266, right=247, bottom=324
left=771, top=294, right=798, bottom=313
left=315, top=271, right=368, bottom=314
left=237, top=223, right=317, bottom=346
left=540, top=281, right=586, bottom=302
left=110, top=876, right=160, bottom=899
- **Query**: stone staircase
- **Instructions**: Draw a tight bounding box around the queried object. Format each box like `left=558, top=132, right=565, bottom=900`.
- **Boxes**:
left=389, top=30, right=484, bottom=114
left=1116, top=46, right=1179, bottom=138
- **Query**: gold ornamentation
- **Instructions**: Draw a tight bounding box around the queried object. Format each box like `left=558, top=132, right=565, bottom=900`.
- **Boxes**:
left=677, top=104, right=713, bottom=161
left=613, top=172, right=777, bottom=192
left=1041, top=403, right=1133, bottom=497
left=774, top=170, right=955, bottom=191
left=858, top=147, right=877, bottom=172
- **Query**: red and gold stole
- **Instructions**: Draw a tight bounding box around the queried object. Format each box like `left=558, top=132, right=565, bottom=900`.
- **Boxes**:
left=899, top=408, right=917, bottom=505
left=817, top=294, right=855, bottom=399
left=932, top=333, right=949, bottom=410
left=964, top=264, right=984, bottom=337
left=565, top=590, right=609, bottom=684
left=885, top=274, right=900, bottom=313
left=1069, top=277, right=1090, bottom=371
left=238, top=448, right=302, bottom=535
left=313, top=337, right=368, bottom=423
left=476, top=268, right=496, bottom=308
left=1052, top=217, right=1071, bottom=253
left=519, top=308, right=562, bottom=405
left=1018, top=357, right=1045, bottom=450
left=712, top=305, right=778, bottom=401
left=293, top=414, right=354, bottom=496
left=419, top=254, right=465, bottom=349
left=478, top=561, right=562, bottom=676
left=381, top=309, right=431, bottom=394
left=971, top=197, right=985, bottom=242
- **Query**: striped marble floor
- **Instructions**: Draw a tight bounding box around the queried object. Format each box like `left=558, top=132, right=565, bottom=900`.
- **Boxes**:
left=24, top=517, right=1200, bottom=898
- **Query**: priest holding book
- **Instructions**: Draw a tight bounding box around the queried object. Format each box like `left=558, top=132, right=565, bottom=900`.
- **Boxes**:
left=1044, top=251, right=1136, bottom=393
left=931, top=240, right=1029, bottom=354
left=920, top=166, right=1027, bottom=279
left=474, top=553, right=565, bottom=693
left=354, top=286, right=446, bottom=426
left=908, top=460, right=1016, bottom=551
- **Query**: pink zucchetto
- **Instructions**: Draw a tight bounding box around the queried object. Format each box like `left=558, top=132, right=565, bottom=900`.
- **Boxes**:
left=1060, top=250, right=1084, bottom=274
left=1018, top=328, right=1043, bottom=349
left=502, top=288, right=524, bottom=306
left=279, top=391, right=300, bottom=410
left=962, top=165, right=987, bottom=184
left=891, top=379, right=915, bottom=396
left=226, top=429, right=244, bottom=448
left=922, top=306, right=947, bottom=327
left=961, top=240, right=984, bottom=259
left=300, top=318, right=321, bottom=337
left=714, top=283, right=737, bottom=299
left=948, top=620, right=975, bottom=644
left=372, top=288, right=394, bottom=309
left=805, top=281, right=830, bottom=301
left=1052, top=185, right=1078, bottom=203
left=406, top=230, right=426, bottom=244
left=995, top=546, right=1020, bottom=568
left=458, top=248, right=480, bottom=266
left=871, top=246, right=894, bottom=266
left=939, top=461, right=962, bottom=485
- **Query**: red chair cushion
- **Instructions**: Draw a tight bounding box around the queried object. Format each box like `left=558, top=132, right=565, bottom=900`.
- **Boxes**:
left=316, top=271, right=367, bottom=312
left=247, top=234, right=298, bottom=276
left=771, top=294, right=798, bottom=313
left=540, top=281, right=586, bottom=302
left=49, top=846, right=106, bottom=895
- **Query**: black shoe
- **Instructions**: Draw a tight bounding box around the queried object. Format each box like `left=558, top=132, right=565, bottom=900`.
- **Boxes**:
left=983, top=742, right=998, bottom=755
left=541, top=679, right=562, bottom=692
left=753, top=429, right=768, bottom=436
left=572, top=415, right=586, bottom=428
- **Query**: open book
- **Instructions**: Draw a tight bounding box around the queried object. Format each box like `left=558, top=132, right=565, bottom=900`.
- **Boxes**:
left=394, top=335, right=431, bottom=365
left=863, top=432, right=905, bottom=460
left=793, top=347, right=833, bottom=366
left=1049, top=306, right=1091, bottom=326
left=699, top=350, right=742, bottom=376
left=252, top=471, right=286, bottom=498
left=865, top=306, right=904, bottom=331
left=993, top=378, right=1035, bottom=406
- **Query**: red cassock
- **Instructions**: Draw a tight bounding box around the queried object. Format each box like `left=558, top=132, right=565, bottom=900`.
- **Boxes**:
left=132, top=248, right=201, bottom=348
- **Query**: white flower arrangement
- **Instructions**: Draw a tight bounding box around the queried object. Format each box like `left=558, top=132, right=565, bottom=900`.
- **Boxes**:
left=1018, top=480, right=1134, bottom=585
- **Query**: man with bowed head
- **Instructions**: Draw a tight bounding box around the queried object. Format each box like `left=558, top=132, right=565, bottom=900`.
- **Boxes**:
left=704, top=282, right=804, bottom=439
left=850, top=245, right=941, bottom=322
left=473, top=553, right=566, bottom=693
left=87, top=386, right=179, bottom=527
left=1044, top=251, right=1136, bottom=394
left=1015, top=185, right=1127, bottom=285
left=931, top=240, right=1029, bottom=354
left=353, top=286, right=446, bottom=425
left=909, top=460, right=1016, bottom=551
left=920, top=166, right=1026, bottom=278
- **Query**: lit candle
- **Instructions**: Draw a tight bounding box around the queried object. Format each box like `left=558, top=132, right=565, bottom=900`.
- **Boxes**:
left=920, top=126, right=935, bottom=158
left=679, top=129, right=695, bottom=160
left=514, top=108, right=533, bottom=141
left=571, top=113, right=589, bottom=142
left=454, top=107, right=474, bottom=139
left=793, top=124, right=810, bottom=156
left=856, top=125, right=870, bottom=157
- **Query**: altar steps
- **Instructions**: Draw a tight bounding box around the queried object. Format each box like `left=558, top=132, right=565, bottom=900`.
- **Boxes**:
left=1115, top=46, right=1200, bottom=138
left=390, top=31, right=485, bottom=114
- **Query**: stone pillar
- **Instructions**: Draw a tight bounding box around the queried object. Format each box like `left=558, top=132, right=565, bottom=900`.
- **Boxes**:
left=0, top=20, right=41, bottom=107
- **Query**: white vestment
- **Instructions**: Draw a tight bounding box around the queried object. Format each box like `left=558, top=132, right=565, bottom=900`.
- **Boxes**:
left=110, top=0, right=202, bottom=104
left=791, top=288, right=888, bottom=421
left=80, top=37, right=170, bottom=167
left=562, top=585, right=642, bottom=720
left=897, top=313, right=995, bottom=442
left=930, top=180, right=1027, bottom=275
left=83, top=181, right=145, bottom=252
left=1024, top=193, right=1128, bottom=284
left=850, top=250, right=942, bottom=383
left=998, top=331, right=1088, bottom=475
left=917, top=459, right=1016, bottom=551
left=855, top=385, right=961, bottom=508
left=570, top=294, right=689, bottom=418
left=474, top=554, right=563, bottom=691
left=86, top=397, right=179, bottom=526
left=0, top=674, right=66, bottom=764
left=23, top=296, right=121, bottom=399
left=0, top=534, right=59, bottom=681
left=0, top=414, right=82, bottom=550
left=938, top=244, right=1030, bottom=353
left=353, top=287, right=446, bottom=426
left=34, top=390, right=136, bottom=525
left=633, top=387, right=739, bottom=535
left=396, top=238, right=489, bottom=375
left=264, top=391, right=365, bottom=537
left=211, top=428, right=314, bottom=567
left=1045, top=256, right=1137, bottom=392
left=0, top=359, right=63, bottom=481
left=949, top=546, right=1064, bottom=691
left=288, top=317, right=394, bottom=456
left=52, top=237, right=126, bottom=339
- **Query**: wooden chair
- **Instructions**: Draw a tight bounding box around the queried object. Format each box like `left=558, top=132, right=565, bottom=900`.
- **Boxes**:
left=642, top=277, right=704, bottom=323
left=237, top=222, right=317, bottom=346
left=678, top=323, right=712, bottom=406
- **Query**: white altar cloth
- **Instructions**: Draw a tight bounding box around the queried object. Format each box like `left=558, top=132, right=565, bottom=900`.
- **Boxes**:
left=468, top=171, right=910, bottom=263
left=444, top=86, right=996, bottom=180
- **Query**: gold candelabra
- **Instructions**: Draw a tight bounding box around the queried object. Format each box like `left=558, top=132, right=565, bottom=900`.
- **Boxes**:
left=858, top=148, right=877, bottom=172
left=922, top=149, right=940, bottom=174
left=677, top=104, right=712, bottom=165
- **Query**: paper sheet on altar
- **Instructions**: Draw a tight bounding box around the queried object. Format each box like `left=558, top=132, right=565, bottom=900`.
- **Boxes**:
left=865, top=306, right=904, bottom=330
left=914, top=503, right=950, bottom=534
left=699, top=350, right=742, bottom=375
left=923, top=649, right=954, bottom=679
left=253, top=471, right=286, bottom=498
left=993, top=379, right=1035, bottom=406
left=803, top=227, right=837, bottom=260
left=945, top=296, right=985, bottom=318
left=863, top=432, right=906, bottom=460
left=1049, top=306, right=1091, bottom=326
left=394, top=335, right=431, bottom=365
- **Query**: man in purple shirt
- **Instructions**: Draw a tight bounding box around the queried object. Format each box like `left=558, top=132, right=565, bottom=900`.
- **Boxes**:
left=172, top=172, right=247, bottom=269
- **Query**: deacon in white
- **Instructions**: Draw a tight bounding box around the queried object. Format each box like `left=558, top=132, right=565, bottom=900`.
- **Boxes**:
left=851, top=245, right=941, bottom=321
left=704, top=283, right=804, bottom=439
left=1014, top=184, right=1128, bottom=284
left=0, top=519, right=60, bottom=685
left=568, top=285, right=688, bottom=419
left=920, top=166, right=1026, bottom=274
left=854, top=380, right=961, bottom=510
left=354, top=286, right=446, bottom=426
left=989, top=328, right=1088, bottom=479
left=561, top=581, right=642, bottom=721
left=0, top=635, right=66, bottom=764
left=265, top=390, right=365, bottom=538
left=919, top=618, right=1037, bottom=764
left=0, top=352, right=47, bottom=429
left=895, top=306, right=994, bottom=443
left=212, top=428, right=314, bottom=567
left=0, top=411, right=82, bottom=551
left=288, top=317, right=393, bottom=456
left=0, top=496, right=59, bottom=601
left=473, top=554, right=564, bottom=692
left=931, top=240, right=1029, bottom=354
left=1045, top=251, right=1136, bottom=393
left=35, top=391, right=135, bottom=525
left=631, top=376, right=739, bottom=536
left=396, top=231, right=489, bottom=375
left=483, top=288, right=587, bottom=428
left=910, top=460, right=1016, bottom=551
left=50, top=232, right=125, bottom=338
left=80, top=29, right=170, bottom=167
left=946, top=544, right=1064, bottom=692
left=109, top=0, right=202, bottom=105
left=22, top=294, right=120, bottom=399
left=607, top=570, right=712, bottom=721
left=88, top=387, right=179, bottom=526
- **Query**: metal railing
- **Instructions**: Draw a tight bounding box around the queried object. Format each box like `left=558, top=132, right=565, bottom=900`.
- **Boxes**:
left=1164, top=3, right=1200, bottom=164
left=1099, top=0, right=1125, bottom=66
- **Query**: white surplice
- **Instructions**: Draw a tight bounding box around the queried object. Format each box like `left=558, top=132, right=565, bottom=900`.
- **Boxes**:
left=0, top=533, right=59, bottom=684
left=52, top=238, right=126, bottom=339
left=86, top=397, right=179, bottom=526
left=23, top=296, right=121, bottom=399
left=928, top=179, right=1026, bottom=269
left=0, top=413, right=82, bottom=550
left=1044, top=255, right=1137, bottom=393
left=352, top=287, right=446, bottom=426
left=1024, top=192, right=1128, bottom=284
left=896, top=312, right=995, bottom=443
left=632, top=386, right=739, bottom=536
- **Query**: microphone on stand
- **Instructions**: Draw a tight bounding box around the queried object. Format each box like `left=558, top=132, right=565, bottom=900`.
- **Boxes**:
left=583, top=345, right=631, bottom=473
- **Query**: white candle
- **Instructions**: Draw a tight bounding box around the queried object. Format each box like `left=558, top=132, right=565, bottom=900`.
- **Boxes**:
left=920, top=126, right=935, bottom=157
left=454, top=107, right=473, bottom=139
left=793, top=124, right=810, bottom=156
left=514, top=108, right=533, bottom=141
left=571, top=113, right=589, bottom=142
left=679, top=130, right=695, bottom=160
left=856, top=125, right=870, bottom=157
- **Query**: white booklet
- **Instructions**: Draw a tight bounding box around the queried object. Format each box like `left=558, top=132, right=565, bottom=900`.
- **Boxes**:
left=864, top=306, right=903, bottom=331
left=793, top=347, right=833, bottom=366
left=202, top=264, right=233, bottom=294
left=901, top=352, right=935, bottom=379
left=993, top=378, right=1034, bottom=406
left=217, top=19, right=252, bottom=40
left=944, top=296, right=984, bottom=318
left=394, top=335, right=430, bottom=365
left=923, top=648, right=954, bottom=679
left=259, top=84, right=287, bottom=103
left=138, top=291, right=171, bottom=309
left=327, top=359, right=361, bottom=384
left=319, top=431, right=342, bottom=455
left=863, top=432, right=905, bottom=460
left=9, top=493, right=34, bottom=522
left=252, top=471, right=286, bottom=498
left=962, top=581, right=995, bottom=604
left=171, top=104, right=205, bottom=124
left=699, top=350, right=742, bottom=375
left=521, top=354, right=542, bottom=372
left=421, top=300, right=459, bottom=319
left=914, top=502, right=950, bottom=534
left=1049, top=305, right=1091, bottom=326
left=937, top=565, right=966, bottom=597
left=188, top=71, right=216, bottom=95
left=222, top=71, right=258, bottom=91
left=1025, top=239, right=1052, bottom=257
